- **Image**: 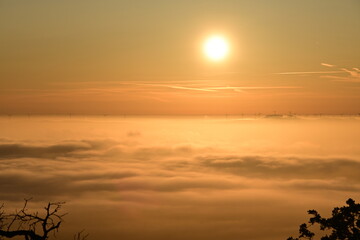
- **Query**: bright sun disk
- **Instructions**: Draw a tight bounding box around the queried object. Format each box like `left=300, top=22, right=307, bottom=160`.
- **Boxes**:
left=204, top=36, right=229, bottom=61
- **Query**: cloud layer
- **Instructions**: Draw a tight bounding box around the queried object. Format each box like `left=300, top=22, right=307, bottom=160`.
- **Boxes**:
left=0, top=117, right=359, bottom=240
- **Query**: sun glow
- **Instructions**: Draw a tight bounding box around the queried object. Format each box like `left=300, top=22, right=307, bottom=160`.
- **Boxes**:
left=203, top=35, right=229, bottom=61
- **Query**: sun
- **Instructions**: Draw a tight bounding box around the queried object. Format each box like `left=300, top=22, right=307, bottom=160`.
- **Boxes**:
left=203, top=35, right=229, bottom=61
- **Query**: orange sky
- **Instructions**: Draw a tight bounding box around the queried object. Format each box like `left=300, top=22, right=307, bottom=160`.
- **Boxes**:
left=0, top=0, right=359, bottom=114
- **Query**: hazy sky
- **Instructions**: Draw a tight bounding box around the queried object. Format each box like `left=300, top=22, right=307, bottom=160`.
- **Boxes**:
left=1, top=0, right=359, bottom=114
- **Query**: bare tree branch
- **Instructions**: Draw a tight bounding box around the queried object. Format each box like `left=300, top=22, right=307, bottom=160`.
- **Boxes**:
left=0, top=199, right=67, bottom=240
left=73, top=230, right=89, bottom=240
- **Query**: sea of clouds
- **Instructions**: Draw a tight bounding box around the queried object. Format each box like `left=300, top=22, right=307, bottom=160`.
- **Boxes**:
left=0, top=116, right=359, bottom=240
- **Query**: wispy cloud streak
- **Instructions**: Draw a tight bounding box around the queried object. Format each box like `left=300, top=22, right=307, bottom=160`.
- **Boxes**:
left=275, top=71, right=343, bottom=75
left=321, top=63, right=336, bottom=68
left=275, top=63, right=360, bottom=82
left=137, top=84, right=301, bottom=93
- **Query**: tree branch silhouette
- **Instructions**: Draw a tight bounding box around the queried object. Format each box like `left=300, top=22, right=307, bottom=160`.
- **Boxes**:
left=287, top=198, right=360, bottom=240
left=0, top=199, right=86, bottom=240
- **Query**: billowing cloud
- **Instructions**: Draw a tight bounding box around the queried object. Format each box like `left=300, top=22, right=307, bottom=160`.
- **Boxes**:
left=1, top=138, right=359, bottom=203
left=0, top=142, right=94, bottom=159
left=200, top=155, right=360, bottom=182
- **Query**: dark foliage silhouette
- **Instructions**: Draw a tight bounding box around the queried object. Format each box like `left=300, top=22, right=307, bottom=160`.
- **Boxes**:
left=0, top=199, right=87, bottom=240
left=287, top=198, right=360, bottom=240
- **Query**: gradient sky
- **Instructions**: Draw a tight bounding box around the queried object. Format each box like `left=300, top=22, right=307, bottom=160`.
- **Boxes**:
left=1, top=0, right=359, bottom=114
